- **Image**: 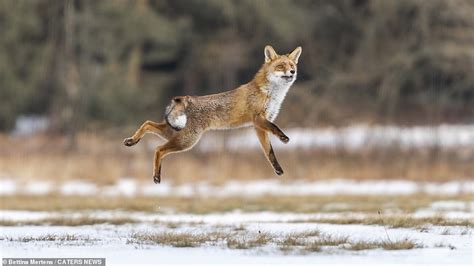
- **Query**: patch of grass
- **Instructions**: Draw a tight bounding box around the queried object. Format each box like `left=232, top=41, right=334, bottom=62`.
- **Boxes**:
left=290, top=215, right=473, bottom=228
left=5, top=234, right=93, bottom=242
left=233, top=224, right=246, bottom=231
left=346, top=239, right=419, bottom=251
left=2, top=194, right=472, bottom=214
left=3, top=133, right=473, bottom=184
left=304, top=242, right=322, bottom=252
left=282, top=232, right=349, bottom=252
left=128, top=232, right=207, bottom=247
left=0, top=216, right=137, bottom=226
left=347, top=241, right=380, bottom=251
left=312, top=234, right=349, bottom=246
left=128, top=231, right=230, bottom=248
left=279, top=230, right=321, bottom=247
left=165, top=222, right=180, bottom=229
left=281, top=235, right=304, bottom=246
left=227, top=232, right=271, bottom=249
left=381, top=239, right=418, bottom=250
left=434, top=243, right=456, bottom=250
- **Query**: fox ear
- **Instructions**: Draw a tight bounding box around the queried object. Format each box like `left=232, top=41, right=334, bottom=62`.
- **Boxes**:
left=289, top=46, right=302, bottom=64
left=264, top=45, right=278, bottom=63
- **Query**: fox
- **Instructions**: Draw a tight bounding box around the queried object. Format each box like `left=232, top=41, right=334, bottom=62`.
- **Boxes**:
left=124, top=45, right=302, bottom=184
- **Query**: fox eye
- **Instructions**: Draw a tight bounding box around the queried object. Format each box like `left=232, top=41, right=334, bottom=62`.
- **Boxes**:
left=276, top=64, right=284, bottom=70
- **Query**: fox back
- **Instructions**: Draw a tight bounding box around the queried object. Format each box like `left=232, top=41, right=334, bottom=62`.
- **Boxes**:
left=125, top=45, right=302, bottom=183
left=164, top=45, right=302, bottom=131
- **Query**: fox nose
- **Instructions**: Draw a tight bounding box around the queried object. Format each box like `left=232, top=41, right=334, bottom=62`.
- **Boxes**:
left=290, top=70, right=295, bottom=74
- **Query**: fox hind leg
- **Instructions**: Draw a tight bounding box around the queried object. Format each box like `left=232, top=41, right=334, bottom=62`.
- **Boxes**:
left=124, top=120, right=168, bottom=146
left=152, top=139, right=184, bottom=183
left=255, top=127, right=284, bottom=175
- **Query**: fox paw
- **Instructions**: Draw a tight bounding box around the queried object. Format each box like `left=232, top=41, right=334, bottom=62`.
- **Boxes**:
left=153, top=174, right=161, bottom=184
left=279, top=135, right=290, bottom=144
left=274, top=166, right=284, bottom=176
left=123, top=137, right=139, bottom=147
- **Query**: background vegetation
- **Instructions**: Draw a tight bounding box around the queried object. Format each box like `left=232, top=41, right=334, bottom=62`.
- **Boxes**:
left=1, top=0, right=473, bottom=133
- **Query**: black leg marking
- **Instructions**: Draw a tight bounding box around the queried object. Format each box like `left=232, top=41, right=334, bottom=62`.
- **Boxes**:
left=153, top=165, right=162, bottom=184
left=124, top=137, right=140, bottom=147
left=269, top=145, right=284, bottom=175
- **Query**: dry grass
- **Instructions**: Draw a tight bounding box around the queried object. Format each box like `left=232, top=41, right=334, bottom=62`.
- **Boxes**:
left=279, top=234, right=348, bottom=252
left=2, top=214, right=470, bottom=229
left=3, top=233, right=94, bottom=243
left=1, top=225, right=426, bottom=253
left=346, top=239, right=418, bottom=251
left=0, top=216, right=137, bottom=227
left=303, top=241, right=322, bottom=252
left=226, top=232, right=272, bottom=249
left=291, top=215, right=474, bottom=228
left=128, top=232, right=216, bottom=247
left=127, top=231, right=229, bottom=248
left=280, top=229, right=321, bottom=247
left=311, top=234, right=349, bottom=246
left=2, top=193, right=472, bottom=214
left=1, top=133, right=472, bottom=185
left=278, top=232, right=349, bottom=253
left=381, top=239, right=418, bottom=250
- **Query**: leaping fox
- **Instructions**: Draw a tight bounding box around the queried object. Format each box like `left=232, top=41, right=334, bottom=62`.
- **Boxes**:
left=124, top=45, right=302, bottom=183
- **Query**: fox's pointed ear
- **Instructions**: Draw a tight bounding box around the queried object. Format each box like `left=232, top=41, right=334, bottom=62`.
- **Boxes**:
left=264, top=45, right=278, bottom=63
left=289, top=46, right=302, bottom=64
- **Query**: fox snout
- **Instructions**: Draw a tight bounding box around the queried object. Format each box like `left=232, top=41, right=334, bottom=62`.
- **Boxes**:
left=281, top=70, right=296, bottom=82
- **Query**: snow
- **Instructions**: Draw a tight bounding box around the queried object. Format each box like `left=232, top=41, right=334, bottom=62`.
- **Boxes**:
left=0, top=210, right=361, bottom=223
left=103, top=178, right=138, bottom=197
left=1, top=178, right=473, bottom=197
left=1, top=189, right=472, bottom=265
left=195, top=124, right=474, bottom=152
left=429, top=201, right=474, bottom=212
left=12, top=115, right=50, bottom=137
left=24, top=181, right=53, bottom=195
left=0, top=179, right=16, bottom=195
left=2, top=206, right=472, bottom=226
left=60, top=180, right=99, bottom=196
left=1, top=219, right=472, bottom=265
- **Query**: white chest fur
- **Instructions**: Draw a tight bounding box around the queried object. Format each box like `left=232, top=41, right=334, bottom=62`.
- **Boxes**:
left=263, top=82, right=292, bottom=122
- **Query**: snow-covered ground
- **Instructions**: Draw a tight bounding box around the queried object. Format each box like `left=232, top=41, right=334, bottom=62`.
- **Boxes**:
left=2, top=180, right=472, bottom=265
left=1, top=178, right=473, bottom=197
left=194, top=124, right=474, bottom=152
left=1, top=214, right=472, bottom=265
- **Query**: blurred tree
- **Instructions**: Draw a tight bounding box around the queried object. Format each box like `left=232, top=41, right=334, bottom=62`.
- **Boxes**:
left=0, top=0, right=472, bottom=132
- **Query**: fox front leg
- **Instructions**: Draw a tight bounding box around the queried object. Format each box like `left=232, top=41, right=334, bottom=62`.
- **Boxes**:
left=254, top=115, right=289, bottom=144
left=255, top=127, right=284, bottom=175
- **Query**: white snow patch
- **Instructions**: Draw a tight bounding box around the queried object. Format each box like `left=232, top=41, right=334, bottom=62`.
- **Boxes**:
left=429, top=201, right=474, bottom=212
left=1, top=220, right=472, bottom=265
left=0, top=178, right=17, bottom=195
left=60, top=180, right=98, bottom=196
left=103, top=178, right=137, bottom=197
left=1, top=178, right=473, bottom=197
left=196, top=124, right=474, bottom=152
left=23, top=181, right=53, bottom=195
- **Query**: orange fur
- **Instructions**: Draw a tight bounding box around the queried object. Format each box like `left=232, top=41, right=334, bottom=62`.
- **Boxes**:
left=124, top=45, right=302, bottom=183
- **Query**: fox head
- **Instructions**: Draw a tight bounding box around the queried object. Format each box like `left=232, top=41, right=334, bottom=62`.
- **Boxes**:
left=165, top=96, right=189, bottom=131
left=263, top=45, right=302, bottom=86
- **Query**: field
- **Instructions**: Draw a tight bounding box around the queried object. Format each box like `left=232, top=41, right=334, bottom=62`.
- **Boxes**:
left=1, top=126, right=473, bottom=265
left=1, top=178, right=473, bottom=265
